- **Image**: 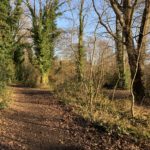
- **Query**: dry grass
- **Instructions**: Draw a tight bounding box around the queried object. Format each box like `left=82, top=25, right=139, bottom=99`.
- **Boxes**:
left=55, top=81, right=150, bottom=139
left=52, top=60, right=150, bottom=140
left=0, top=87, right=13, bottom=109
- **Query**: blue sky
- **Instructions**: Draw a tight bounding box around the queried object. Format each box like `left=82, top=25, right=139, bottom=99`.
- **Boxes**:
left=56, top=0, right=116, bottom=40
left=57, top=0, right=101, bottom=34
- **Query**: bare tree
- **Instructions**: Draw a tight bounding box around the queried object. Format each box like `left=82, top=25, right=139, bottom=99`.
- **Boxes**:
left=92, top=0, right=150, bottom=104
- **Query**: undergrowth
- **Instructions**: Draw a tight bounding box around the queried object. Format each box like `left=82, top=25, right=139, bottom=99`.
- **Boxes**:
left=0, top=87, right=13, bottom=110
left=55, top=80, right=150, bottom=140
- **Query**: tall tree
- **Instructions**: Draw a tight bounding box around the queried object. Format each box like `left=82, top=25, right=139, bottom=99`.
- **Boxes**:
left=115, top=16, right=126, bottom=89
left=76, top=0, right=85, bottom=82
left=121, top=0, right=150, bottom=103
left=26, top=0, right=60, bottom=86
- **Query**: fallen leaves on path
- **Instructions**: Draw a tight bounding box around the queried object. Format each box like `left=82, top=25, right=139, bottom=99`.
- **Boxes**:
left=0, top=86, right=150, bottom=150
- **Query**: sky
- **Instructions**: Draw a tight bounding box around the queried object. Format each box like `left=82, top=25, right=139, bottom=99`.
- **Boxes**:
left=56, top=0, right=112, bottom=36
left=54, top=0, right=116, bottom=58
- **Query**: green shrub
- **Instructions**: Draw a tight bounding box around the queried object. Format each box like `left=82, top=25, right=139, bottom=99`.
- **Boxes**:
left=0, top=55, right=15, bottom=109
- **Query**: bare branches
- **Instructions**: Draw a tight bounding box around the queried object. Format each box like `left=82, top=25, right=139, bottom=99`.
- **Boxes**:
left=109, top=0, right=124, bottom=26
left=129, top=0, right=138, bottom=27
left=92, top=0, right=117, bottom=40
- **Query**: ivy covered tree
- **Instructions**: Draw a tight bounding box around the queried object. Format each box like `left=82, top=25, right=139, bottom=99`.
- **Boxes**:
left=0, top=0, right=13, bottom=89
left=26, top=0, right=60, bottom=86
left=77, top=0, right=85, bottom=82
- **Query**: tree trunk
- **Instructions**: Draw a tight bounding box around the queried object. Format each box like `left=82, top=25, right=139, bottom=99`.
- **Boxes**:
left=115, top=17, right=126, bottom=89
left=36, top=73, right=49, bottom=87
left=39, top=73, right=49, bottom=87
left=128, top=52, right=145, bottom=104
left=76, top=0, right=84, bottom=82
left=124, top=30, right=145, bottom=104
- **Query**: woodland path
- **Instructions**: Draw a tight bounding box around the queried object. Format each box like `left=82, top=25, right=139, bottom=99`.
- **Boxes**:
left=0, top=86, right=149, bottom=150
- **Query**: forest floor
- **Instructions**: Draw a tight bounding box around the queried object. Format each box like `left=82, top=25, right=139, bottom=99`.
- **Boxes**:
left=0, top=85, right=150, bottom=150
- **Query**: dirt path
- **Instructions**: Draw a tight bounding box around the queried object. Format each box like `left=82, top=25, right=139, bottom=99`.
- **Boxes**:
left=0, top=86, right=84, bottom=150
left=0, top=86, right=150, bottom=150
